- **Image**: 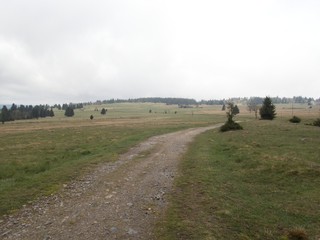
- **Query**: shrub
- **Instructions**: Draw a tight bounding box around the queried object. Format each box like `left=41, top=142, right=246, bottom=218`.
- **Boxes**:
left=313, top=118, right=320, bottom=127
left=289, top=116, right=301, bottom=123
left=220, top=120, right=243, bottom=132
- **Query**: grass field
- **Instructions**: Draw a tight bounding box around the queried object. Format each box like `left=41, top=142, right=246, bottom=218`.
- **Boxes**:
left=1, top=102, right=320, bottom=239
left=157, top=107, right=320, bottom=239
left=0, top=103, right=224, bottom=216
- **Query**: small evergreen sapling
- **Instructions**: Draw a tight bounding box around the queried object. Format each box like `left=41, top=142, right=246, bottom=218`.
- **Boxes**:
left=259, top=97, right=276, bottom=120
left=220, top=102, right=243, bottom=132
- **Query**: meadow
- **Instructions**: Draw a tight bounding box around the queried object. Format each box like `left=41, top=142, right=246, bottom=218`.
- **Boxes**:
left=0, top=103, right=224, bottom=216
left=1, top=102, right=319, bottom=239
left=157, top=104, right=320, bottom=240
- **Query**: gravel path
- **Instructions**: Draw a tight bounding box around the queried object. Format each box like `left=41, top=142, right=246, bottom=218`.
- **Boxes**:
left=0, top=124, right=221, bottom=240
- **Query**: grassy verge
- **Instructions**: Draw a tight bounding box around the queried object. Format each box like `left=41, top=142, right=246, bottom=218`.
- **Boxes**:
left=158, top=120, right=320, bottom=239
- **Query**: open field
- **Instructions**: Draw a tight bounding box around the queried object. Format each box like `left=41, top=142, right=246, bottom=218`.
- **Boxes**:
left=157, top=107, right=320, bottom=239
left=0, top=103, right=225, bottom=216
left=1, top=102, right=320, bottom=239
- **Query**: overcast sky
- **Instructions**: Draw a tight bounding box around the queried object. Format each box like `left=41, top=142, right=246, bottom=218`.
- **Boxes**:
left=0, top=0, right=319, bottom=104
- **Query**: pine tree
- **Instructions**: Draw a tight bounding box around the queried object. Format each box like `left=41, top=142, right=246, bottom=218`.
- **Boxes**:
left=1, top=106, right=11, bottom=123
left=64, top=107, right=74, bottom=117
left=101, top=108, right=107, bottom=115
left=62, top=104, right=68, bottom=110
left=220, top=102, right=243, bottom=132
left=49, top=108, right=54, bottom=117
left=232, top=105, right=240, bottom=115
left=32, top=106, right=40, bottom=119
left=259, top=97, right=276, bottom=120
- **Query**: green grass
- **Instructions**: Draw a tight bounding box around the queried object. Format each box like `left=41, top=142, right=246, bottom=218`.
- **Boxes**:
left=3, top=101, right=319, bottom=239
left=158, top=119, right=320, bottom=239
left=0, top=103, right=223, bottom=216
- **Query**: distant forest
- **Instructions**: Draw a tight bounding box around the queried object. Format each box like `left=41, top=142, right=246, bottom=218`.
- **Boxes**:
left=1, top=96, right=319, bottom=123
left=0, top=103, right=83, bottom=123
left=91, top=97, right=198, bottom=105
left=89, top=96, right=318, bottom=105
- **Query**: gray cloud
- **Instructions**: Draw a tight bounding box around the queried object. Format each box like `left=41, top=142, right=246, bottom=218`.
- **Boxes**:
left=1, top=0, right=319, bottom=104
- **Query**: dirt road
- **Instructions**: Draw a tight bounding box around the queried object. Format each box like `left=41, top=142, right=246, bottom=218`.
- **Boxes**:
left=0, top=124, right=221, bottom=239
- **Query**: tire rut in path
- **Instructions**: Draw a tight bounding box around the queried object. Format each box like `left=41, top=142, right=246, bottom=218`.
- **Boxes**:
left=0, top=124, right=222, bottom=240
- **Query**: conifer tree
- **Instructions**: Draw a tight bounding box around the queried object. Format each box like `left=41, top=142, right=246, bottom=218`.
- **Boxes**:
left=64, top=107, right=74, bottom=117
left=32, top=105, right=40, bottom=119
left=220, top=102, right=243, bottom=132
left=232, top=105, right=240, bottom=115
left=101, top=108, right=107, bottom=115
left=259, top=97, right=276, bottom=120
left=49, top=108, right=54, bottom=117
left=1, top=106, right=11, bottom=123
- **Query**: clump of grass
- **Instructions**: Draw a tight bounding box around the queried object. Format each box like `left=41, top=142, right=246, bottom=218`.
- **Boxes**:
left=289, top=116, right=301, bottom=123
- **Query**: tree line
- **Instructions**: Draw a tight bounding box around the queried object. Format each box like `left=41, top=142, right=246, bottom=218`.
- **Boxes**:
left=202, top=96, right=317, bottom=105
left=85, top=96, right=318, bottom=106
left=0, top=104, right=54, bottom=123
left=51, top=103, right=84, bottom=110
left=85, top=97, right=198, bottom=106
left=0, top=102, right=86, bottom=123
